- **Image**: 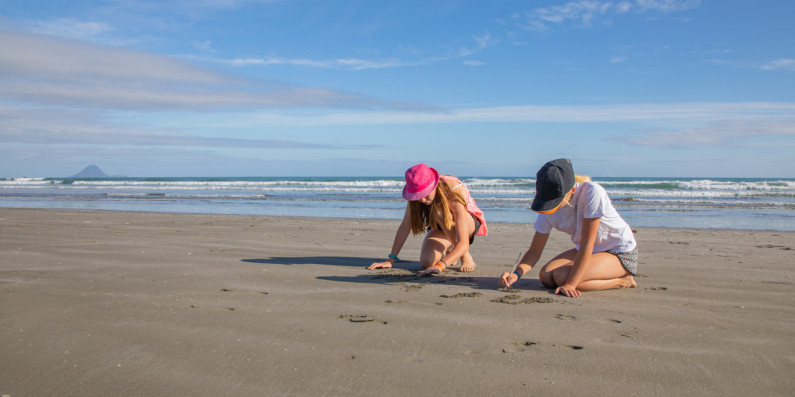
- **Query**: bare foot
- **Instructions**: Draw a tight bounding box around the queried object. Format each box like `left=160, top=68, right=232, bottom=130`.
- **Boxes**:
left=620, top=274, right=637, bottom=289
left=458, top=251, right=477, bottom=272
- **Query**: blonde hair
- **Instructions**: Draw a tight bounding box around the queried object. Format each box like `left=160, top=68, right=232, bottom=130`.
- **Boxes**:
left=574, top=174, right=591, bottom=184
left=407, top=177, right=467, bottom=235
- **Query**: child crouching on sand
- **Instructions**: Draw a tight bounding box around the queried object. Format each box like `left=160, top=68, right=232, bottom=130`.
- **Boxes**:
left=499, top=158, right=638, bottom=297
left=368, top=164, right=487, bottom=276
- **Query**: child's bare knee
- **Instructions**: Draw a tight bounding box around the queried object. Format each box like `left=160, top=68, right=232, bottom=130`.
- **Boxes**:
left=539, top=271, right=556, bottom=289
left=419, top=256, right=436, bottom=269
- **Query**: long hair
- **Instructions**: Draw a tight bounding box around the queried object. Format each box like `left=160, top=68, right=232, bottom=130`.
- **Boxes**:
left=407, top=177, right=467, bottom=235
left=574, top=174, right=591, bottom=183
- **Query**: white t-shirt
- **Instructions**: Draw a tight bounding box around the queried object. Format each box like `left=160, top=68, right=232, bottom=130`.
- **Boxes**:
left=534, top=181, right=636, bottom=253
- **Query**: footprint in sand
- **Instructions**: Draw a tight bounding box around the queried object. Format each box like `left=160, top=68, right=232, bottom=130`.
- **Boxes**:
left=502, top=341, right=540, bottom=353
left=756, top=244, right=792, bottom=250
left=555, top=314, right=576, bottom=320
left=553, top=344, right=584, bottom=350
left=646, top=287, right=668, bottom=291
left=220, top=288, right=269, bottom=295
left=440, top=292, right=483, bottom=298
left=339, top=314, right=387, bottom=325
left=188, top=305, right=237, bottom=312
left=491, top=294, right=556, bottom=305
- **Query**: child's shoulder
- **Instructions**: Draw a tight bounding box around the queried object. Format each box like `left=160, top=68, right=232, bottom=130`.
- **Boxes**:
left=439, top=174, right=462, bottom=185
left=578, top=180, right=608, bottom=199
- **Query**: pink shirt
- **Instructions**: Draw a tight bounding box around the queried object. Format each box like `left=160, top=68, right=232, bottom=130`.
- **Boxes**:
left=441, top=175, right=488, bottom=236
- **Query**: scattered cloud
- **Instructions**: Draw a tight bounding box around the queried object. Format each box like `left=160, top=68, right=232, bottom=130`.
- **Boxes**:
left=761, top=59, right=795, bottom=71
left=518, top=0, right=701, bottom=32
left=207, top=32, right=498, bottom=71
left=0, top=32, right=430, bottom=111
left=625, top=120, right=795, bottom=147
left=0, top=105, right=370, bottom=149
left=221, top=102, right=795, bottom=127
left=30, top=17, right=113, bottom=41
left=705, top=57, right=795, bottom=72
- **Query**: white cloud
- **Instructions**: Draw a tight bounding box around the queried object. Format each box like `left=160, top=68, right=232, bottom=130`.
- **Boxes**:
left=224, top=102, right=795, bottom=127
left=0, top=105, right=365, bottom=149
left=626, top=120, right=795, bottom=147
left=207, top=32, right=498, bottom=71
left=520, top=0, right=701, bottom=31
left=0, top=32, right=426, bottom=111
left=31, top=18, right=113, bottom=40
left=761, top=59, right=795, bottom=71
left=221, top=56, right=408, bottom=70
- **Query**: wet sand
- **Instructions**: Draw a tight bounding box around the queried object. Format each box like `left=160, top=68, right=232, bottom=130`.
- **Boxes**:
left=1, top=208, right=793, bottom=396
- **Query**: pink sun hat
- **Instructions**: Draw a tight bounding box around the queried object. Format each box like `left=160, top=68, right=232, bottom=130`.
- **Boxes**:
left=402, top=164, right=439, bottom=201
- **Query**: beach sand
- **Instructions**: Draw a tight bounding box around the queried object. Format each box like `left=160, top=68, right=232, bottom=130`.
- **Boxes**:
left=1, top=208, right=793, bottom=396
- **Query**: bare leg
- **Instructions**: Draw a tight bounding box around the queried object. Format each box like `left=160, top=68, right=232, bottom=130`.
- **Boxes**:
left=538, top=249, right=636, bottom=292
left=438, top=214, right=477, bottom=272
left=420, top=229, right=452, bottom=269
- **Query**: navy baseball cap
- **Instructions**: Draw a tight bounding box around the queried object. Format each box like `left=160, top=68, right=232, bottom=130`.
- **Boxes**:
left=531, top=158, right=575, bottom=212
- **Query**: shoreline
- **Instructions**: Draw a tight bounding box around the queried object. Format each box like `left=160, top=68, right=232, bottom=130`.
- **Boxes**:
left=1, top=205, right=792, bottom=232
left=1, top=208, right=793, bottom=396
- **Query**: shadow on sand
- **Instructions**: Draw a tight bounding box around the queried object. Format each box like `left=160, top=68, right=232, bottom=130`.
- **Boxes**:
left=242, top=256, right=388, bottom=268
left=242, top=256, right=548, bottom=292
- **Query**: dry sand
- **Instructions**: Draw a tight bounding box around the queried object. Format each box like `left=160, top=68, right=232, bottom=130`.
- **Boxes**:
left=1, top=208, right=793, bottom=396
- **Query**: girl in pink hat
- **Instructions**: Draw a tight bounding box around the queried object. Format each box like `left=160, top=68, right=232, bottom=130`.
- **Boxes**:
left=368, top=164, right=487, bottom=276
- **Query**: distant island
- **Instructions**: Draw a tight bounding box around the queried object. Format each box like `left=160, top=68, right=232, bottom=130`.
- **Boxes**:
left=70, top=165, right=109, bottom=178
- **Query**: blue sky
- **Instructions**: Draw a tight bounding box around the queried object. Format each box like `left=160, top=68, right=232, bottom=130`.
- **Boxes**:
left=1, top=0, right=793, bottom=177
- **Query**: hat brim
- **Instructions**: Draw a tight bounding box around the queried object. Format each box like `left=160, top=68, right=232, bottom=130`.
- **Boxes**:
left=531, top=195, right=565, bottom=212
left=402, top=168, right=439, bottom=201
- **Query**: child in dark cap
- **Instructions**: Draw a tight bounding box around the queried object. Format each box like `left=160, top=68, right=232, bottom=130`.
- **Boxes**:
left=499, top=159, right=638, bottom=297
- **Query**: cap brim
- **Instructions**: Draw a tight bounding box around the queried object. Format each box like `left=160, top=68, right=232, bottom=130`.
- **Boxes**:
left=531, top=195, right=564, bottom=212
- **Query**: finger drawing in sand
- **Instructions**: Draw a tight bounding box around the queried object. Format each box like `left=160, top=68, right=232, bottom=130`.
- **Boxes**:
left=368, top=163, right=487, bottom=276
left=498, top=159, right=638, bottom=297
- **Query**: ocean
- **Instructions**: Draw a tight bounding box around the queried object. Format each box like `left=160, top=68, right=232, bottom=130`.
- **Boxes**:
left=1, top=176, right=793, bottom=231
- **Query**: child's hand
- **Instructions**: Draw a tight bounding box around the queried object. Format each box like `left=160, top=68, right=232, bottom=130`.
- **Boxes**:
left=498, top=272, right=517, bottom=288
left=416, top=266, right=441, bottom=276
left=555, top=283, right=581, bottom=298
left=367, top=261, right=393, bottom=270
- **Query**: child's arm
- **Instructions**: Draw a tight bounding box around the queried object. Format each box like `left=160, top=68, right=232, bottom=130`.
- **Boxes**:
left=367, top=206, right=411, bottom=270
left=555, top=217, right=600, bottom=297
left=499, top=231, right=548, bottom=288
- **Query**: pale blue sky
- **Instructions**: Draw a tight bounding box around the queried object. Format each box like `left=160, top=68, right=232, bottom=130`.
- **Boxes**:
left=1, top=0, right=793, bottom=177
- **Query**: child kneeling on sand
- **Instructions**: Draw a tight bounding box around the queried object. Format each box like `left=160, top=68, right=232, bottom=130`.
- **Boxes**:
left=499, top=158, right=638, bottom=297
left=368, top=163, right=487, bottom=276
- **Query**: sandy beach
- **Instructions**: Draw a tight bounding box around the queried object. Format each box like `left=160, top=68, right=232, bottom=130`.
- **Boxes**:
left=1, top=208, right=793, bottom=396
